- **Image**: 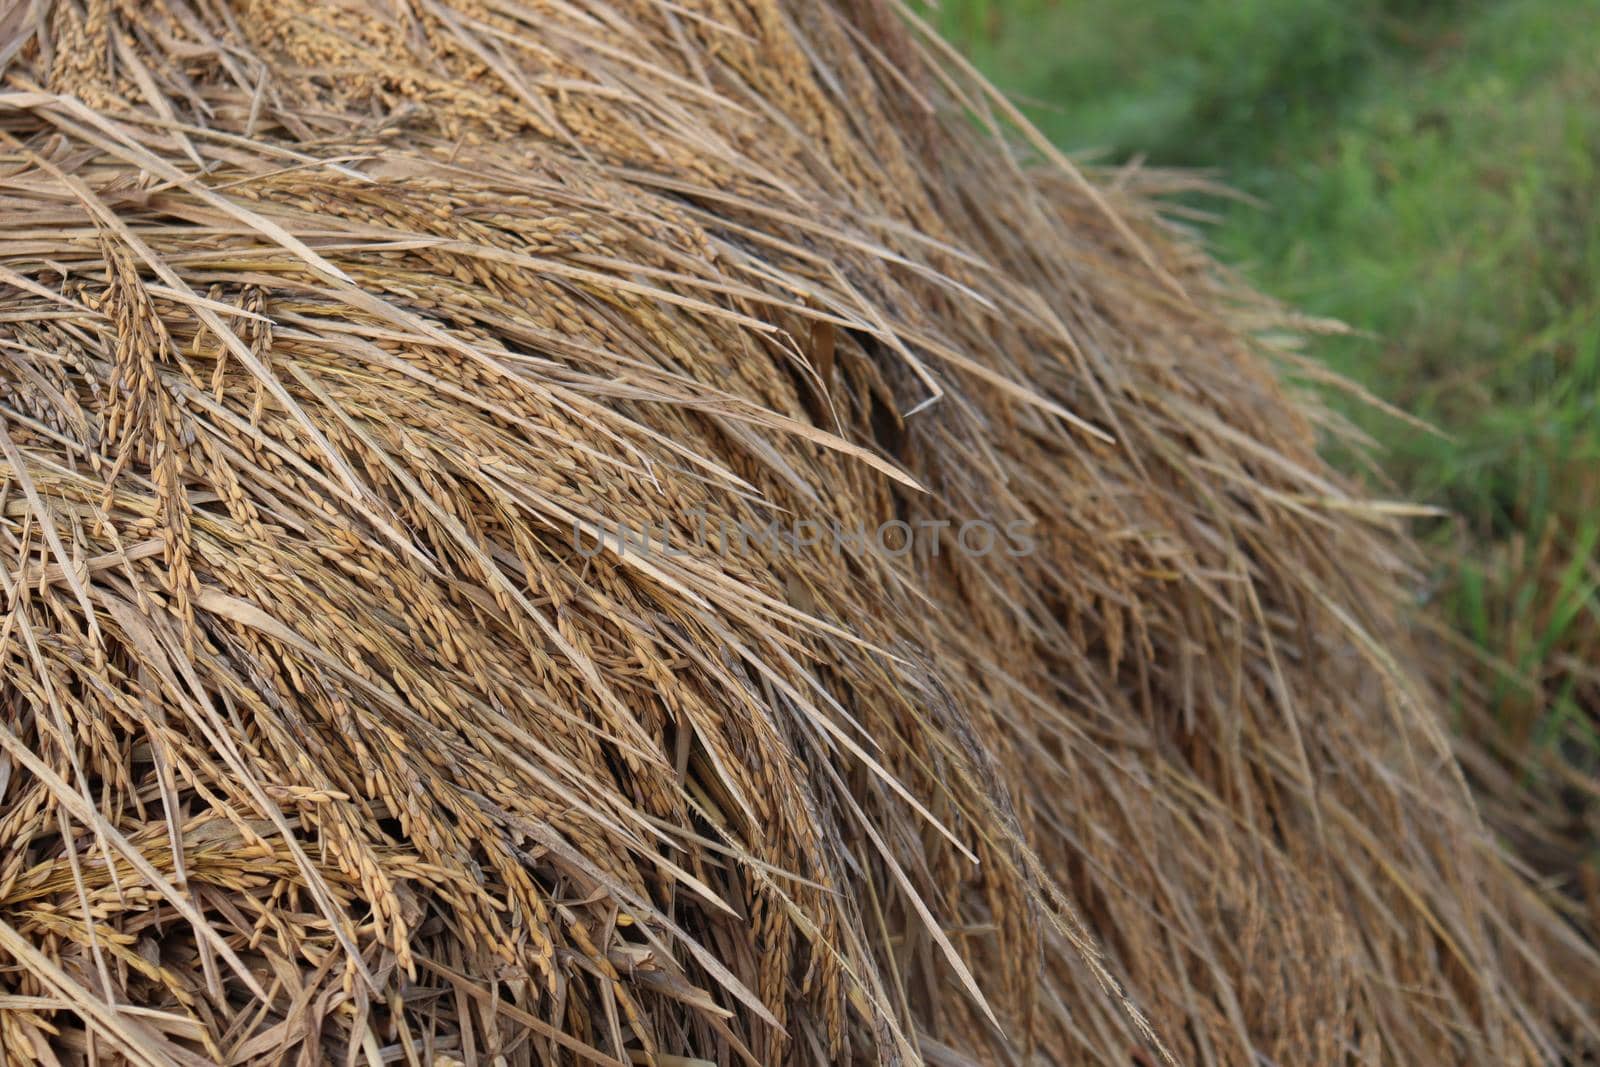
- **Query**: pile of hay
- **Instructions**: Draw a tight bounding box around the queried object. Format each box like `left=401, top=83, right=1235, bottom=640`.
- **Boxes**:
left=0, top=1, right=1593, bottom=1063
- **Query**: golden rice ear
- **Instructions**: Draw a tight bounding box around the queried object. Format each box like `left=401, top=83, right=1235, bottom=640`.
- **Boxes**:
left=0, top=1, right=1595, bottom=1065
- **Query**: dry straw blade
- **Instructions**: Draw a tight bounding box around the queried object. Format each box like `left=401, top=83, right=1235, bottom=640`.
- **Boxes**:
left=0, top=1, right=1594, bottom=1064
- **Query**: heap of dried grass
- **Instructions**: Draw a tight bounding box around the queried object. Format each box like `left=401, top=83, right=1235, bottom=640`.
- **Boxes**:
left=0, top=1, right=1594, bottom=1064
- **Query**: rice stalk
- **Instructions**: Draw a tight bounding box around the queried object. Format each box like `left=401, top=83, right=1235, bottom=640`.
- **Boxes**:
left=0, top=1, right=1594, bottom=1063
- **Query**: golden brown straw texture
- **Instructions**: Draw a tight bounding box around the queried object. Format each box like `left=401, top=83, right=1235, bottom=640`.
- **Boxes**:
left=0, top=0, right=1595, bottom=1063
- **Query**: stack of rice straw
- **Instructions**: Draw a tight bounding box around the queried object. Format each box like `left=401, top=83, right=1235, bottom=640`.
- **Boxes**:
left=0, top=1, right=1594, bottom=1064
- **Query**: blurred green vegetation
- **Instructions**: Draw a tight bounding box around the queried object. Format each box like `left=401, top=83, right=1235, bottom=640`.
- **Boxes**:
left=926, top=0, right=1600, bottom=775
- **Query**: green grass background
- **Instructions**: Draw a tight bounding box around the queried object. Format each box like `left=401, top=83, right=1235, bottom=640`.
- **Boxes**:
left=926, top=0, right=1599, bottom=788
